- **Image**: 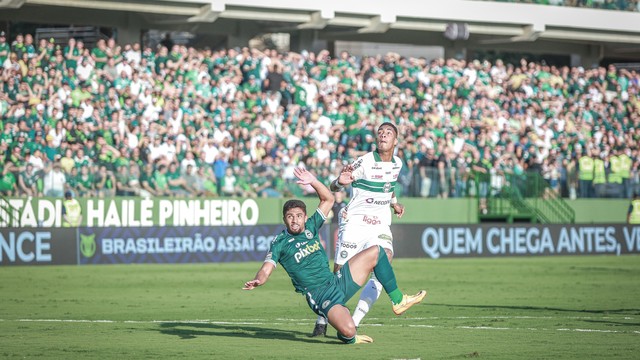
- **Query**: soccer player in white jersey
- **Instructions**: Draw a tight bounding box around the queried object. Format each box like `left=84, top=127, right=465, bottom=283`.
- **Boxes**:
left=312, top=122, right=415, bottom=336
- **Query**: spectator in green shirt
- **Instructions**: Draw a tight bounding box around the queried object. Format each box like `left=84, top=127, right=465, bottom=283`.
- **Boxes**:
left=76, top=165, right=94, bottom=197
left=91, top=39, right=108, bottom=70
left=94, top=165, right=115, bottom=198
left=0, top=31, right=9, bottom=64
left=18, top=163, right=39, bottom=196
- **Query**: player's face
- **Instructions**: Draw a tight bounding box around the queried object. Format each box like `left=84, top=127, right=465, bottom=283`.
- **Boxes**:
left=283, top=207, right=307, bottom=235
left=376, top=125, right=398, bottom=152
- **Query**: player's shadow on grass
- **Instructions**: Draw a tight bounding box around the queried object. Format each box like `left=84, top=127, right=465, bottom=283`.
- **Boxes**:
left=430, top=303, right=640, bottom=315
left=157, top=322, right=332, bottom=344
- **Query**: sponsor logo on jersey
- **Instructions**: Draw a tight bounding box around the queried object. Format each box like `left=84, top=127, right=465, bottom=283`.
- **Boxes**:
left=340, top=242, right=357, bottom=249
left=265, top=252, right=273, bottom=262
left=385, top=171, right=391, bottom=175
left=353, top=158, right=364, bottom=170
left=383, top=182, right=392, bottom=192
left=378, top=234, right=393, bottom=242
left=340, top=250, right=348, bottom=258
left=304, top=229, right=313, bottom=239
left=288, top=238, right=295, bottom=242
left=365, top=198, right=391, bottom=206
left=393, top=174, right=398, bottom=179
left=372, top=164, right=383, bottom=170
left=294, top=241, right=321, bottom=263
left=372, top=174, right=383, bottom=179
left=363, top=215, right=382, bottom=225
left=322, top=300, right=331, bottom=309
left=295, top=241, right=308, bottom=248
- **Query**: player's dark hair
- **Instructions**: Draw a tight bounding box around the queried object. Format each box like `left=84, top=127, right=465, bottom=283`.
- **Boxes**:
left=283, top=199, right=306, bottom=217
left=378, top=122, right=398, bottom=137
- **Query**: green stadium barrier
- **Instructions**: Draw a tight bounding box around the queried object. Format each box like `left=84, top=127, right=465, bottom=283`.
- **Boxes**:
left=0, top=197, right=631, bottom=228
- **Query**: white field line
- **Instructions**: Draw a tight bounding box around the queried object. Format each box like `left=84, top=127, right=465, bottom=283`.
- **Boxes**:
left=348, top=316, right=637, bottom=321
left=3, top=315, right=635, bottom=322
left=1, top=318, right=639, bottom=335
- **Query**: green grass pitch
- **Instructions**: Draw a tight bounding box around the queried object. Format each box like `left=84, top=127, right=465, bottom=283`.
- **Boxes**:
left=1, top=256, right=639, bottom=359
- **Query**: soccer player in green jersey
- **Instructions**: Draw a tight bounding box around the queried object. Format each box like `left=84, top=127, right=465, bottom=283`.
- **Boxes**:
left=243, top=167, right=426, bottom=344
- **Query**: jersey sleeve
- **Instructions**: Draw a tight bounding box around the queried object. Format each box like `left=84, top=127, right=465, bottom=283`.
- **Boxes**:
left=264, top=236, right=282, bottom=267
left=306, top=208, right=327, bottom=233
left=350, top=156, right=366, bottom=181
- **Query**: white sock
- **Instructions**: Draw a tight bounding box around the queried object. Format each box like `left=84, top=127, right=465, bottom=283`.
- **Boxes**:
left=352, top=278, right=383, bottom=327
left=316, top=315, right=327, bottom=325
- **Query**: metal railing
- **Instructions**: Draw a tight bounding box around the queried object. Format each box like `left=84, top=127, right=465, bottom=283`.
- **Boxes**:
left=35, top=26, right=108, bottom=49
left=0, top=195, right=21, bottom=227
left=476, top=171, right=575, bottom=223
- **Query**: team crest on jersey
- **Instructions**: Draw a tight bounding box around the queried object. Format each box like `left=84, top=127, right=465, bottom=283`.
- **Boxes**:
left=340, top=250, right=348, bottom=258
left=322, top=300, right=331, bottom=309
left=304, top=230, right=313, bottom=239
left=383, top=182, right=392, bottom=192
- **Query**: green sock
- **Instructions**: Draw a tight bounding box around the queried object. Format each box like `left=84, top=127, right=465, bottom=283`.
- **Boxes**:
left=372, top=246, right=404, bottom=305
left=337, top=332, right=356, bottom=344
left=388, top=289, right=404, bottom=305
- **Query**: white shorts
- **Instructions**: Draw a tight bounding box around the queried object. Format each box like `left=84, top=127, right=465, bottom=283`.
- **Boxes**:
left=333, top=209, right=394, bottom=265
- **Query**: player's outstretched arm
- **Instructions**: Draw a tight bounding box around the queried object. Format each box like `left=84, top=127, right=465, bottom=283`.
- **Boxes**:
left=294, top=167, right=334, bottom=218
left=243, top=262, right=275, bottom=290
left=330, top=164, right=355, bottom=192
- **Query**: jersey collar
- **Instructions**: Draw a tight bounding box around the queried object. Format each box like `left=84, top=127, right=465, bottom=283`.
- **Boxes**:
left=374, top=150, right=395, bottom=163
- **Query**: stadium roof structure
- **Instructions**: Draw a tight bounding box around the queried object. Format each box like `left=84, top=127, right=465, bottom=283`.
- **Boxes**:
left=1, top=0, right=640, bottom=61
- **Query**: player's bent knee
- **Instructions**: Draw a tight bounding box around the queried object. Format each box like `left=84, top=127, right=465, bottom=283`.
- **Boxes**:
left=328, top=305, right=356, bottom=337
left=338, top=322, right=356, bottom=338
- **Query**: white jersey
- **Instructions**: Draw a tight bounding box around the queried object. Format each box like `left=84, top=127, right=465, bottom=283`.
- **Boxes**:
left=344, top=151, right=402, bottom=227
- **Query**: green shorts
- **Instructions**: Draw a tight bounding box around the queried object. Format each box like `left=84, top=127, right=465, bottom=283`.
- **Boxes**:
left=304, top=262, right=362, bottom=318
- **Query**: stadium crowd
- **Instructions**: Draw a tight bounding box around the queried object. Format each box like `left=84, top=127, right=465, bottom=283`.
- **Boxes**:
left=480, top=0, right=640, bottom=12
left=0, top=31, right=639, bottom=200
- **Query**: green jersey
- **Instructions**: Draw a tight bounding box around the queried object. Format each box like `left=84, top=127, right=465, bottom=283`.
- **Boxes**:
left=265, top=209, right=331, bottom=293
left=0, top=172, right=16, bottom=192
left=0, top=42, right=9, bottom=64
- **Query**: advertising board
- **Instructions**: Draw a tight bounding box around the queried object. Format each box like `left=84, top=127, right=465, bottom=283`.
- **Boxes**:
left=392, top=224, right=640, bottom=259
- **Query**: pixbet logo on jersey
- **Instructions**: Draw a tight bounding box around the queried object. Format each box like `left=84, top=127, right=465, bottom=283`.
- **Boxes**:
left=294, top=242, right=321, bottom=263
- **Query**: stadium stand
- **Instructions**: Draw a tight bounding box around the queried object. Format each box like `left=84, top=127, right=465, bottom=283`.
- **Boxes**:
left=477, top=0, right=640, bottom=12
left=0, top=33, right=638, bottom=200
